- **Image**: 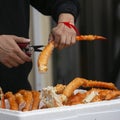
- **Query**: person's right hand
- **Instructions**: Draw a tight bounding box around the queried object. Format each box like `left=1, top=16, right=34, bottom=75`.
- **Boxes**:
left=0, top=35, right=32, bottom=68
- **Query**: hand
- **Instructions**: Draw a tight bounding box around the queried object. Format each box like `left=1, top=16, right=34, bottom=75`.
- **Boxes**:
left=0, top=35, right=32, bottom=68
left=49, top=13, right=77, bottom=49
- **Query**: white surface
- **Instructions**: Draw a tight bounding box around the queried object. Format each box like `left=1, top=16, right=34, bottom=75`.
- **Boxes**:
left=0, top=98, right=120, bottom=120
left=30, top=7, right=53, bottom=90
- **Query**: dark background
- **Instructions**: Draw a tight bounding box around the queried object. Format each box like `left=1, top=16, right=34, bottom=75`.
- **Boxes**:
left=52, top=0, right=120, bottom=89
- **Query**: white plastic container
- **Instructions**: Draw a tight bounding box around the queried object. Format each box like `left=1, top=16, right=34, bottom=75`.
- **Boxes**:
left=0, top=98, right=120, bottom=120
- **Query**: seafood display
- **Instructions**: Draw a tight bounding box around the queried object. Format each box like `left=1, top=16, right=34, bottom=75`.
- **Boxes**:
left=0, top=77, right=120, bottom=111
left=38, top=35, right=106, bottom=72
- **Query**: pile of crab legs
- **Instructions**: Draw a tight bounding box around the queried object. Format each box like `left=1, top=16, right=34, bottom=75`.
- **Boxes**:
left=1, top=35, right=120, bottom=111
left=0, top=77, right=120, bottom=111
left=40, top=77, right=120, bottom=108
left=35, top=34, right=120, bottom=108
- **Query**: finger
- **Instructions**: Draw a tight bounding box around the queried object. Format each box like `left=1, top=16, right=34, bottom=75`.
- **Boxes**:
left=58, top=35, right=66, bottom=49
left=12, top=35, right=31, bottom=43
left=10, top=54, right=25, bottom=64
left=4, top=62, right=13, bottom=68
left=15, top=50, right=32, bottom=62
left=71, top=35, right=76, bottom=45
left=3, top=52, right=30, bottom=68
left=54, top=35, right=61, bottom=48
left=65, top=34, right=72, bottom=46
left=8, top=60, right=19, bottom=67
left=7, top=53, right=23, bottom=67
left=14, top=44, right=32, bottom=62
left=54, top=30, right=64, bottom=48
left=48, top=34, right=54, bottom=42
left=3, top=58, right=19, bottom=68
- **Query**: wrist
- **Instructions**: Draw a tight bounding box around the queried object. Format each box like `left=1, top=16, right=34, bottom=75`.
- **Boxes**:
left=58, top=22, right=80, bottom=35
left=58, top=13, right=75, bottom=24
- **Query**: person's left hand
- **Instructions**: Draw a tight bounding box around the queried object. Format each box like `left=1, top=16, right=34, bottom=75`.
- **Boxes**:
left=49, top=13, right=77, bottom=50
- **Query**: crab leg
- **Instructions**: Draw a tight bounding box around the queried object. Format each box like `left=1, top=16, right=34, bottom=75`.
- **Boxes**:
left=31, top=91, right=40, bottom=110
left=63, top=77, right=118, bottom=98
left=37, top=41, right=54, bottom=72
left=15, top=93, right=26, bottom=111
left=37, top=35, right=106, bottom=73
left=76, top=35, right=106, bottom=41
left=19, top=90, right=33, bottom=111
left=63, top=78, right=85, bottom=98
left=0, top=87, right=5, bottom=108
left=4, top=92, right=19, bottom=110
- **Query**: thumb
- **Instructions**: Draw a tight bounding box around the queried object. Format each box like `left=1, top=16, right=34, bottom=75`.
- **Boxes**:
left=48, top=34, right=54, bottom=43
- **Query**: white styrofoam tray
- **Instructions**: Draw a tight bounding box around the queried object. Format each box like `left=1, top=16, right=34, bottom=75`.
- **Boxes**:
left=0, top=98, right=120, bottom=120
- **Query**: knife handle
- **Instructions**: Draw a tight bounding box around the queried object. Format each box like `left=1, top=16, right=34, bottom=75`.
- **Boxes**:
left=17, top=43, right=31, bottom=56
left=17, top=43, right=29, bottom=48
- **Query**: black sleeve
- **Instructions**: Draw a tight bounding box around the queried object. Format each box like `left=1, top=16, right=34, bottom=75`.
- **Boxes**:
left=30, top=0, right=80, bottom=22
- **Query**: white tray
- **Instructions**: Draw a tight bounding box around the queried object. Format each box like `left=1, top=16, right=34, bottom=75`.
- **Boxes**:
left=0, top=98, right=120, bottom=120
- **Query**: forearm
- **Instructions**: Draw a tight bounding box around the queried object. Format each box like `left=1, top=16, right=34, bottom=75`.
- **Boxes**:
left=53, top=0, right=80, bottom=22
left=30, top=0, right=80, bottom=22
